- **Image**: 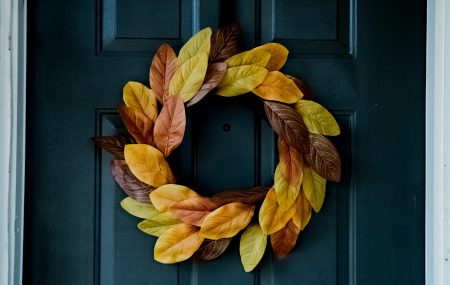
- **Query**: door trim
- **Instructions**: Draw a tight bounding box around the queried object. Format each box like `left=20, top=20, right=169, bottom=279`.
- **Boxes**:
left=0, top=0, right=27, bottom=284
left=426, top=0, right=450, bottom=284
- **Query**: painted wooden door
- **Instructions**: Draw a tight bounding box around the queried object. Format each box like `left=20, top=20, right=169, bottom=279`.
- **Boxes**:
left=25, top=0, right=425, bottom=284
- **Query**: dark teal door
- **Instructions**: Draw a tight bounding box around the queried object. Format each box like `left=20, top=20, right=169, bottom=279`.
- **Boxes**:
left=25, top=0, right=425, bottom=284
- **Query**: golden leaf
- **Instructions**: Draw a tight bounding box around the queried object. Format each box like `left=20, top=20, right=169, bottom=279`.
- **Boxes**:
left=169, top=53, right=209, bottom=102
left=120, top=197, right=160, bottom=219
left=216, top=65, right=268, bottom=97
left=253, top=43, right=289, bottom=71
left=252, top=71, right=302, bottom=103
left=200, top=202, right=255, bottom=240
left=270, top=219, right=300, bottom=259
left=170, top=197, right=218, bottom=227
left=154, top=223, right=204, bottom=264
left=150, top=184, right=200, bottom=212
left=124, top=144, right=175, bottom=187
left=225, top=49, right=271, bottom=68
left=123, top=81, right=158, bottom=122
left=150, top=44, right=178, bottom=104
left=239, top=223, right=267, bottom=272
left=138, top=212, right=180, bottom=237
left=259, top=187, right=296, bottom=235
left=292, top=190, right=312, bottom=230
left=178, top=27, right=212, bottom=65
left=274, top=163, right=301, bottom=211
left=302, top=164, right=327, bottom=213
left=295, top=100, right=340, bottom=136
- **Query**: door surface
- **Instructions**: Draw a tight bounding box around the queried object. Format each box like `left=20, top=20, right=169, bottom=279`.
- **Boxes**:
left=25, top=0, right=425, bottom=284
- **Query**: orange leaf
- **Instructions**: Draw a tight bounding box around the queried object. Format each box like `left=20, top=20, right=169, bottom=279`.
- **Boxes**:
left=270, top=219, right=300, bottom=259
left=170, top=197, right=219, bottom=226
left=253, top=71, right=302, bottom=103
left=150, top=184, right=199, bottom=212
left=153, top=94, right=186, bottom=157
left=117, top=105, right=154, bottom=145
left=150, top=44, right=178, bottom=104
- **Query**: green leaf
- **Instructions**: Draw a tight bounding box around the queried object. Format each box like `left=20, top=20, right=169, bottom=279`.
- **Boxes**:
left=295, top=100, right=340, bottom=136
left=137, top=213, right=180, bottom=237
left=239, top=223, right=267, bottom=272
left=120, top=197, right=160, bottom=219
left=302, top=165, right=327, bottom=213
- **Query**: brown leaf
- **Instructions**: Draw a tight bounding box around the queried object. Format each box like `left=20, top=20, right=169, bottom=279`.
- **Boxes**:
left=110, top=160, right=153, bottom=203
left=210, top=24, right=241, bottom=62
left=91, top=136, right=134, bottom=159
left=170, top=197, right=219, bottom=226
left=150, top=44, right=178, bottom=104
left=270, top=219, right=300, bottom=259
left=195, top=238, right=232, bottom=260
left=117, top=105, right=154, bottom=145
left=186, top=62, right=227, bottom=107
left=303, top=133, right=341, bottom=182
left=286, top=75, right=315, bottom=101
left=211, top=186, right=270, bottom=206
left=264, top=101, right=309, bottom=152
left=153, top=94, right=186, bottom=157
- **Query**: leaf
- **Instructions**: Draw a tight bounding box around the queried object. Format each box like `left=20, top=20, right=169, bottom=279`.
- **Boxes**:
left=264, top=101, right=309, bottom=152
left=252, top=71, right=302, bottom=103
left=270, top=219, right=300, bottom=259
left=216, top=65, right=268, bottom=97
left=303, top=133, right=341, bottom=182
left=178, top=27, right=212, bottom=65
left=286, top=75, right=315, bottom=101
left=169, top=53, right=209, bottom=102
left=195, top=238, right=232, bottom=260
left=92, top=136, right=134, bottom=159
left=186, top=62, right=227, bottom=107
left=210, top=24, right=241, bottom=62
left=153, top=94, right=186, bottom=157
left=259, top=187, right=296, bottom=235
left=302, top=164, right=327, bottom=213
left=239, top=224, right=267, bottom=272
left=211, top=186, right=269, bottom=206
left=292, top=190, right=312, bottom=230
left=150, top=184, right=200, bottom=212
left=117, top=105, right=154, bottom=145
left=150, top=44, right=178, bottom=104
left=200, top=202, right=255, bottom=240
left=170, top=197, right=219, bottom=226
left=123, top=81, right=158, bottom=122
left=124, top=144, right=176, bottom=187
left=253, top=43, right=289, bottom=71
left=225, top=49, right=271, bottom=68
left=154, top=223, right=204, bottom=264
left=138, top=214, right=180, bottom=237
left=120, top=197, right=160, bottom=219
left=111, top=160, right=153, bottom=203
left=295, top=100, right=340, bottom=136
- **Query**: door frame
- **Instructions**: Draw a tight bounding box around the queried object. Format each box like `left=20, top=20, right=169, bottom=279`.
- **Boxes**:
left=0, top=0, right=446, bottom=284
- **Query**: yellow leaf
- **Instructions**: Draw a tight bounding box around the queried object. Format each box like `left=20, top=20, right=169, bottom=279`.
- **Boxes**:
left=295, top=100, right=340, bottom=136
left=200, top=202, right=255, bottom=240
left=150, top=184, right=200, bottom=212
left=253, top=43, right=289, bottom=71
left=154, top=223, right=204, bottom=264
left=123, top=81, right=158, bottom=122
left=292, top=190, right=312, bottom=230
left=259, top=187, right=296, bottom=235
left=138, top=213, right=180, bottom=237
left=120, top=197, right=159, bottom=219
left=216, top=65, right=268, bottom=97
left=169, top=53, right=209, bottom=102
left=225, top=49, right=271, bottom=68
left=178, top=27, right=212, bottom=65
left=239, top=224, right=267, bottom=272
left=124, top=144, right=176, bottom=187
left=252, top=71, right=303, bottom=103
left=274, top=162, right=302, bottom=211
left=302, top=164, right=327, bottom=213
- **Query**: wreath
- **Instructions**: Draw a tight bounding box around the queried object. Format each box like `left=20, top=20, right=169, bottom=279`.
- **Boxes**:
left=93, top=24, right=341, bottom=272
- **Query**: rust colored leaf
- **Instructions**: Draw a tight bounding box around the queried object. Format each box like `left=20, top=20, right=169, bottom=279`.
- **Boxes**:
left=210, top=24, right=241, bottom=62
left=110, top=160, right=153, bottom=203
left=278, top=138, right=304, bottom=187
left=170, top=197, right=219, bottom=226
left=303, top=133, right=341, bottom=182
left=91, top=136, right=134, bottom=159
left=195, top=238, right=232, bottom=260
left=211, top=186, right=270, bottom=206
left=270, top=219, right=300, bottom=259
left=153, top=94, right=186, bottom=157
left=117, top=105, right=154, bottom=145
left=150, top=44, right=178, bottom=104
left=264, top=101, right=309, bottom=152
left=186, top=62, right=227, bottom=107
left=286, top=75, right=315, bottom=101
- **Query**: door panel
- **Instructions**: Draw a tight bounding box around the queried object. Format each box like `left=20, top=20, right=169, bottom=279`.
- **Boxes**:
left=25, top=0, right=425, bottom=284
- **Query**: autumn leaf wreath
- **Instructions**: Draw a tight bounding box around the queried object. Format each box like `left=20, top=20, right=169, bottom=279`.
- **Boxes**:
left=92, top=24, right=341, bottom=272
